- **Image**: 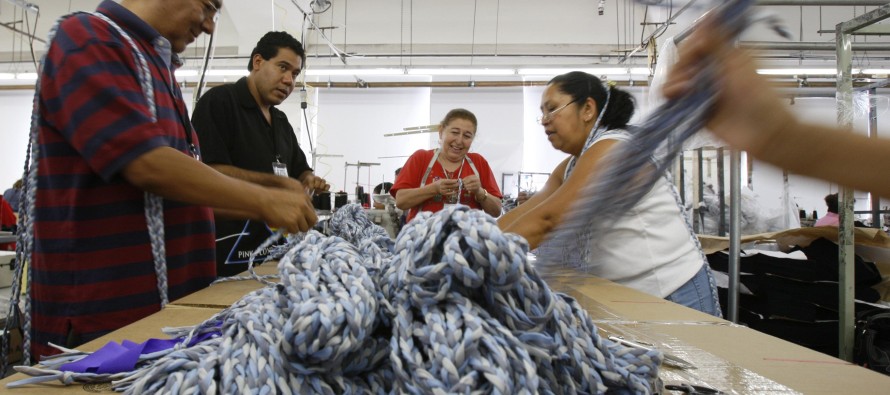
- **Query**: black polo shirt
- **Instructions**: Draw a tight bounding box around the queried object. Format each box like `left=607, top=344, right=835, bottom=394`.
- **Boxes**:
left=192, top=77, right=312, bottom=276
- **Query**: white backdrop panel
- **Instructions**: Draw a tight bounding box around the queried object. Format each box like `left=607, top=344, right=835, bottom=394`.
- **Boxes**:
left=315, top=87, right=431, bottom=196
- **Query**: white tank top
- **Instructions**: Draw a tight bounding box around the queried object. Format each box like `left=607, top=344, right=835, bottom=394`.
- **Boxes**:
left=538, top=129, right=704, bottom=298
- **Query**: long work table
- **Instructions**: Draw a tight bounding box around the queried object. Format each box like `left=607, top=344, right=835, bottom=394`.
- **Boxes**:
left=2, top=263, right=889, bottom=394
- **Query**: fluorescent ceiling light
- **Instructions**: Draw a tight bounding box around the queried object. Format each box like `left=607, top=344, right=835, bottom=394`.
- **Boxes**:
left=0, top=73, right=14, bottom=80
left=304, top=68, right=404, bottom=76
left=407, top=68, right=515, bottom=76
left=860, top=69, right=890, bottom=74
left=15, top=73, right=37, bottom=80
left=205, top=69, right=249, bottom=77
left=756, top=68, right=838, bottom=75
left=174, top=70, right=198, bottom=77
left=518, top=67, right=649, bottom=76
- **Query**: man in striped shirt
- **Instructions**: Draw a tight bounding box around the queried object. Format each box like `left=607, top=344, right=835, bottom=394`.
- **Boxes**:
left=30, top=0, right=317, bottom=358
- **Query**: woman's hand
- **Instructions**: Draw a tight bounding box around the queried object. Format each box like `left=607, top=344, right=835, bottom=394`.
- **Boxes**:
left=461, top=174, right=484, bottom=197
left=435, top=178, right=460, bottom=197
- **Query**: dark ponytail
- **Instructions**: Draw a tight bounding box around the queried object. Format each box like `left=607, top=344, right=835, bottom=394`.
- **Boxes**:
left=548, top=71, right=635, bottom=130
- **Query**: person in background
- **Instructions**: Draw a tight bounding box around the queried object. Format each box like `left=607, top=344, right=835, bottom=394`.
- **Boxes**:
left=0, top=195, right=14, bottom=251
left=815, top=193, right=840, bottom=227
left=28, top=0, right=317, bottom=358
left=372, top=168, right=401, bottom=209
left=192, top=31, right=329, bottom=276
left=516, top=190, right=532, bottom=205
left=664, top=17, right=890, bottom=199
left=391, top=109, right=503, bottom=222
left=497, top=71, right=720, bottom=316
left=372, top=182, right=394, bottom=209
left=2, top=178, right=22, bottom=213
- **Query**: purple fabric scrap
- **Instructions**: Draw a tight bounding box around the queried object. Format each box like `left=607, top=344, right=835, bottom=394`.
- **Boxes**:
left=59, top=331, right=218, bottom=374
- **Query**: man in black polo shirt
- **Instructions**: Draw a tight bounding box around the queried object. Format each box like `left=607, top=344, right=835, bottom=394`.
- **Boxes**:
left=193, top=31, right=329, bottom=276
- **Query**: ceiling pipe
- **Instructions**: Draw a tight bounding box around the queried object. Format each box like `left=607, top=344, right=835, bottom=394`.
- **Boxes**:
left=617, top=0, right=701, bottom=64
left=0, top=22, right=45, bottom=44
left=676, top=1, right=890, bottom=43
left=757, top=0, right=890, bottom=5
left=741, top=41, right=890, bottom=51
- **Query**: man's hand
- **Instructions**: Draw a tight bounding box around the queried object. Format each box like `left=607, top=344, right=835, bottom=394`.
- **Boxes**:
left=259, top=187, right=318, bottom=233
left=300, top=173, right=330, bottom=193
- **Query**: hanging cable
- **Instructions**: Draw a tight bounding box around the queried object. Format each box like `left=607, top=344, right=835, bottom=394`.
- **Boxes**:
left=23, top=4, right=37, bottom=70
left=471, top=0, right=477, bottom=65
left=614, top=0, right=620, bottom=51
left=343, top=0, right=348, bottom=55
left=495, top=0, right=500, bottom=55
left=301, top=88, right=314, bottom=153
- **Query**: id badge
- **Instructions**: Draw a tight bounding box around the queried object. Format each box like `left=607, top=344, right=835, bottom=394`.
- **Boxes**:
left=272, top=162, right=288, bottom=177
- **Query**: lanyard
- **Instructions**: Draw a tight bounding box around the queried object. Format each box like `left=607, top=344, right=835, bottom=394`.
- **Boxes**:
left=136, top=40, right=199, bottom=160
left=269, top=115, right=280, bottom=163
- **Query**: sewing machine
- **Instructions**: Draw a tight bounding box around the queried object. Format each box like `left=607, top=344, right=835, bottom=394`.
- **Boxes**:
left=0, top=251, right=14, bottom=288
left=368, top=194, right=401, bottom=238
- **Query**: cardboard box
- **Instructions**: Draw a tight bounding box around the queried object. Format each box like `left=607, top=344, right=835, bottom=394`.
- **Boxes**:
left=698, top=226, right=890, bottom=255
left=547, top=275, right=726, bottom=323
left=0, top=305, right=219, bottom=394
left=598, top=320, right=890, bottom=394
left=0, top=325, right=22, bottom=366
left=170, top=262, right=279, bottom=308
left=0, top=251, right=16, bottom=288
left=558, top=277, right=890, bottom=394
left=5, top=264, right=890, bottom=394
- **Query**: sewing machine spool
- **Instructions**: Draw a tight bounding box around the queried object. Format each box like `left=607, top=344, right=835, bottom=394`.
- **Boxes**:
left=334, top=192, right=348, bottom=210
left=313, top=191, right=332, bottom=211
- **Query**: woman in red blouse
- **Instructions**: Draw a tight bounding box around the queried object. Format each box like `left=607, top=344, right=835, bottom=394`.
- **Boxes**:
left=391, top=108, right=503, bottom=222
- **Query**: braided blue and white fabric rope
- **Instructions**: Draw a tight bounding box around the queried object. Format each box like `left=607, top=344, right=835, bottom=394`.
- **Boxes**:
left=9, top=205, right=663, bottom=394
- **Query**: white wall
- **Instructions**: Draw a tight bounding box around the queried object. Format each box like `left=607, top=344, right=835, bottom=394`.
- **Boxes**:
left=0, top=91, right=33, bottom=190
left=314, top=87, right=431, bottom=196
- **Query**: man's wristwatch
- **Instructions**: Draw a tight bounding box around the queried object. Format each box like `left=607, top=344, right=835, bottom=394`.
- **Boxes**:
left=475, top=188, right=488, bottom=203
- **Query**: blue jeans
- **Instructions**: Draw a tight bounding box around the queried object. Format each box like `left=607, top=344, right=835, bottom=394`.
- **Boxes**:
left=665, top=264, right=722, bottom=317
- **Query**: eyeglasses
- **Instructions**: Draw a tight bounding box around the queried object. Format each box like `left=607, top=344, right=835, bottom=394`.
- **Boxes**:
left=536, top=99, right=577, bottom=124
left=202, top=0, right=221, bottom=23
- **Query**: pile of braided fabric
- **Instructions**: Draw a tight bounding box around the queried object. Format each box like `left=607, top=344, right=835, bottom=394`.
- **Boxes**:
left=110, top=204, right=661, bottom=394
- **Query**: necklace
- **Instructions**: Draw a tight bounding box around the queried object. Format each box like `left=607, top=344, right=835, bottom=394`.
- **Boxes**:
left=439, top=157, right=464, bottom=180
left=439, top=158, right=466, bottom=205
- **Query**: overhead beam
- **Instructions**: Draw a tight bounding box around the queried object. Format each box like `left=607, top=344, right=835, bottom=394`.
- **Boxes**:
left=758, top=0, right=890, bottom=5
left=741, top=41, right=890, bottom=51
left=838, top=3, right=890, bottom=33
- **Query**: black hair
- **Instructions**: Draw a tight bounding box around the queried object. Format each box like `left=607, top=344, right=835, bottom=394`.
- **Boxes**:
left=825, top=193, right=839, bottom=214
left=247, top=31, right=306, bottom=71
left=547, top=71, right=635, bottom=130
left=374, top=182, right=394, bottom=194
left=439, top=108, right=478, bottom=131
left=394, top=167, right=402, bottom=177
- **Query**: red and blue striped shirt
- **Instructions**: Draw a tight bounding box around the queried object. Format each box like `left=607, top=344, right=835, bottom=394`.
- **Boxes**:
left=30, top=0, right=215, bottom=357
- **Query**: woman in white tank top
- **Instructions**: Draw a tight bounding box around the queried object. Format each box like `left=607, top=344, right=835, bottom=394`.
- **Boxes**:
left=498, top=71, right=721, bottom=316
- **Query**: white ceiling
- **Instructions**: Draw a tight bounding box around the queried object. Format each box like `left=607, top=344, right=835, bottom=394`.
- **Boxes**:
left=2, top=0, right=890, bottom=82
